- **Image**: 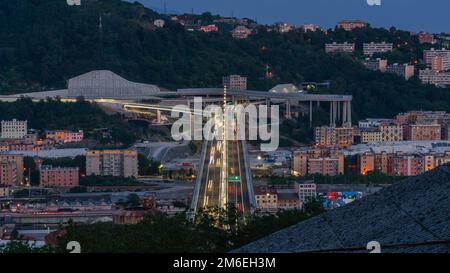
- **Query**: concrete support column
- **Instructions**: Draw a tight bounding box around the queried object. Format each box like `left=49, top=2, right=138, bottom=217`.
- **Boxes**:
left=329, top=102, right=333, bottom=127
left=309, top=100, right=313, bottom=127
left=347, top=101, right=352, bottom=127
left=156, top=109, right=161, bottom=124
left=343, top=101, right=347, bottom=126
left=285, top=100, right=292, bottom=119
left=337, top=101, right=341, bottom=125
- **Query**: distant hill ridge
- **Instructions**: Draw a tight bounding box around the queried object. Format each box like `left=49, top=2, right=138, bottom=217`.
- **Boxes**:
left=1, top=0, right=450, bottom=120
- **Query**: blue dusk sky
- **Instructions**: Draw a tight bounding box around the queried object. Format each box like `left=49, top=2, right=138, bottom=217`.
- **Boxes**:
left=132, top=0, right=450, bottom=33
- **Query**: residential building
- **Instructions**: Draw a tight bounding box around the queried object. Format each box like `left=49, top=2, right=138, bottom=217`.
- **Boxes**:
left=292, top=151, right=309, bottom=176
left=389, top=155, right=424, bottom=177
left=308, top=157, right=341, bottom=176
left=419, top=69, right=450, bottom=87
left=380, top=124, right=403, bottom=141
left=337, top=20, right=366, bottom=31
left=431, top=56, right=445, bottom=72
left=423, top=48, right=450, bottom=71
left=325, top=42, right=355, bottom=53
left=358, top=153, right=375, bottom=175
left=223, top=75, right=247, bottom=90
left=200, top=24, right=219, bottom=33
left=0, top=185, right=10, bottom=197
left=295, top=182, right=317, bottom=203
left=0, top=154, right=23, bottom=185
left=301, top=24, right=320, bottom=32
left=46, top=130, right=84, bottom=143
left=334, top=127, right=355, bottom=147
left=358, top=118, right=393, bottom=128
left=254, top=186, right=278, bottom=212
left=403, top=124, right=442, bottom=141
left=1, top=119, right=27, bottom=139
left=0, top=161, right=17, bottom=186
left=86, top=150, right=138, bottom=177
left=386, top=63, right=415, bottom=80
left=40, top=165, right=79, bottom=188
left=363, top=42, right=393, bottom=56
left=277, top=193, right=300, bottom=210
left=231, top=26, right=251, bottom=39
left=315, top=126, right=354, bottom=148
left=292, top=149, right=344, bottom=176
left=417, top=32, right=435, bottom=44
left=360, top=129, right=383, bottom=143
left=275, top=23, right=294, bottom=33
left=363, top=58, right=387, bottom=72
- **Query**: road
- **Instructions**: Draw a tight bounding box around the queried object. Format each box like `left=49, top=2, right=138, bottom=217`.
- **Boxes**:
left=192, top=116, right=254, bottom=215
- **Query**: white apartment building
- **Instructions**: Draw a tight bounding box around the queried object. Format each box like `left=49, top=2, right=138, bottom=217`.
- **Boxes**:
left=1, top=119, right=28, bottom=139
left=295, top=183, right=317, bottom=204
left=325, top=42, right=355, bottom=53
left=419, top=69, right=450, bottom=87
left=363, top=42, right=393, bottom=56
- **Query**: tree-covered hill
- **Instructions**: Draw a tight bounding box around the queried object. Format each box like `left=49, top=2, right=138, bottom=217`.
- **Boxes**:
left=1, top=0, right=450, bottom=120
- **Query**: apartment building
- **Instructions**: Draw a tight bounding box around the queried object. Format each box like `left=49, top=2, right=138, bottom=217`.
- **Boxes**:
left=389, top=155, right=425, bottom=177
left=403, top=124, right=441, bottom=141
left=363, top=42, right=393, bottom=56
left=308, top=157, right=341, bottom=176
left=40, top=165, right=79, bottom=188
left=222, top=75, right=247, bottom=90
left=254, top=186, right=278, bottom=212
left=419, top=69, right=450, bottom=87
left=295, top=183, right=317, bottom=204
left=292, top=149, right=344, bottom=177
left=386, top=63, right=415, bottom=80
left=360, top=129, right=383, bottom=143
left=315, top=126, right=354, bottom=148
left=0, top=161, right=17, bottom=186
left=363, top=58, right=387, bottom=72
left=46, top=130, right=84, bottom=143
left=1, top=119, right=27, bottom=139
left=325, top=42, right=355, bottom=53
left=417, top=32, right=435, bottom=44
left=380, top=124, right=403, bottom=141
left=86, top=150, right=138, bottom=177
left=423, top=48, right=450, bottom=71
left=337, top=20, right=366, bottom=31
left=0, top=154, right=23, bottom=185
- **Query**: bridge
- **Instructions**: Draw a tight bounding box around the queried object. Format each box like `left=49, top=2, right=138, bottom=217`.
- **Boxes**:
left=190, top=89, right=256, bottom=219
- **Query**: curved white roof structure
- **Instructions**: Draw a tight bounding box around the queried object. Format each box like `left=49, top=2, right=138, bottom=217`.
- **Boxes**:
left=68, top=70, right=160, bottom=99
left=270, top=83, right=303, bottom=93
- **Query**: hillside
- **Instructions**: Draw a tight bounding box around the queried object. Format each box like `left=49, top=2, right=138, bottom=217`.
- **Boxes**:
left=234, top=165, right=450, bottom=253
left=1, top=0, right=450, bottom=120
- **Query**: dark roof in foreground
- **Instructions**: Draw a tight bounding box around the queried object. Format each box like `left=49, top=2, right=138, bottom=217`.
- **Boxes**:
left=234, top=165, right=450, bottom=253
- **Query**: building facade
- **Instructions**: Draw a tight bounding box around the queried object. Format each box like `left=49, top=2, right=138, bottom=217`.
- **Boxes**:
left=1, top=119, right=27, bottom=139
left=325, top=42, right=355, bottom=53
left=363, top=42, right=393, bottom=56
left=222, top=75, right=247, bottom=90
left=337, top=20, right=366, bottom=31
left=386, top=63, right=415, bottom=80
left=423, top=48, right=450, bottom=71
left=364, top=58, right=387, bottom=72
left=403, top=124, right=442, bottom=141
left=419, top=69, right=450, bottom=87
left=0, top=154, right=23, bottom=186
left=86, top=150, right=138, bottom=177
left=40, top=165, right=79, bottom=188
